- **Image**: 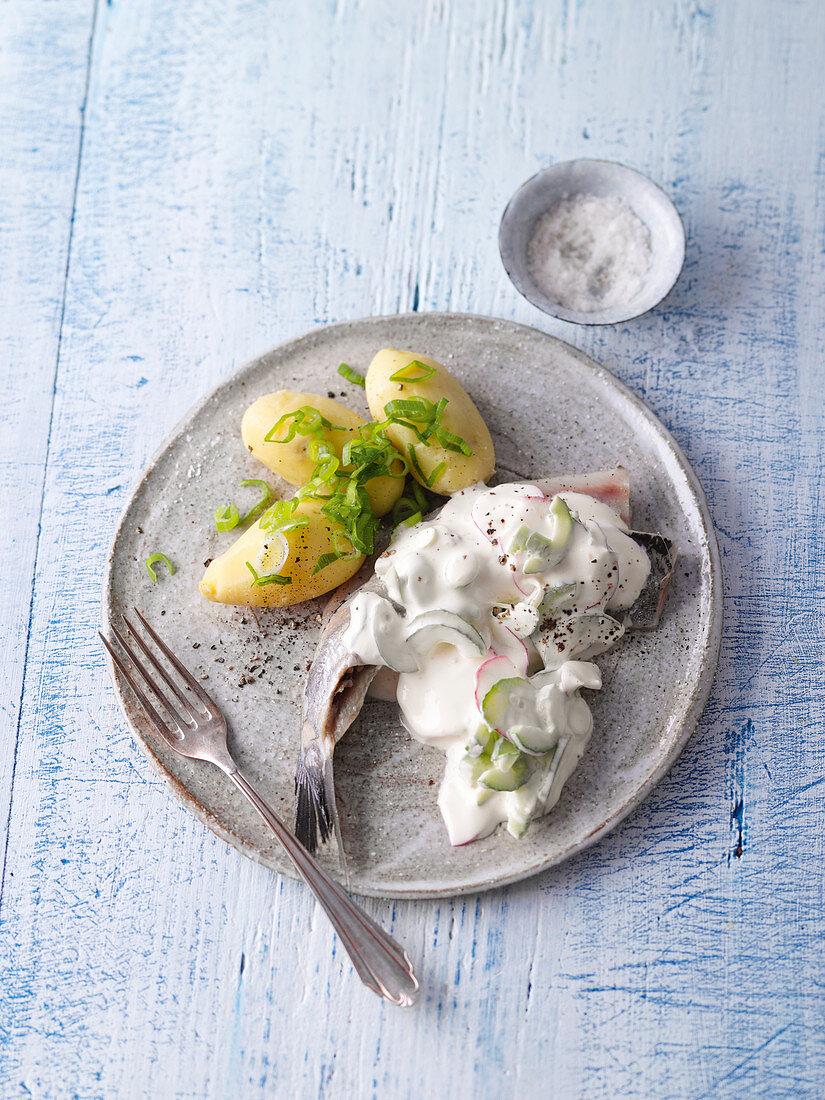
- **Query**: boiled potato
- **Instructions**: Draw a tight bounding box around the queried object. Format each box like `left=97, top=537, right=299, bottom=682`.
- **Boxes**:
left=365, top=349, right=495, bottom=494
left=241, top=391, right=404, bottom=516
left=199, top=499, right=365, bottom=607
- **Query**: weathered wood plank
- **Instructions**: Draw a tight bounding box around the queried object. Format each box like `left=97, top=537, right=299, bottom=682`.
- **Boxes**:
left=1, top=0, right=823, bottom=1096
left=0, top=2, right=97, bottom=889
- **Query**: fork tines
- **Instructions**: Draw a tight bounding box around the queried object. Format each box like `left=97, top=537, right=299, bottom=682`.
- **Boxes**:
left=100, top=610, right=215, bottom=747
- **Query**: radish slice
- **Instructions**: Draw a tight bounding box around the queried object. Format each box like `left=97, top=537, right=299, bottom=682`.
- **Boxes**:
left=482, top=678, right=535, bottom=737
left=470, top=497, right=497, bottom=543
left=489, top=622, right=529, bottom=674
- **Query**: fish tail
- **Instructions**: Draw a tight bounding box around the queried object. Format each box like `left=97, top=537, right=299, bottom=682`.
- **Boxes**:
left=294, top=738, right=349, bottom=882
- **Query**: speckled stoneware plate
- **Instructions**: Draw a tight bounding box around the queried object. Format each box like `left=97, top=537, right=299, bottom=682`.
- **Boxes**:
left=102, top=313, right=722, bottom=899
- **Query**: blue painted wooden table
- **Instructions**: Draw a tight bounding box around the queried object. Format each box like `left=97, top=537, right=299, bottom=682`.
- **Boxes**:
left=2, top=1, right=823, bottom=1096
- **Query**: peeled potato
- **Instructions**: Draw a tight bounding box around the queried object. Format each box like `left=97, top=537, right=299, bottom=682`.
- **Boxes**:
left=199, top=500, right=365, bottom=607
left=365, top=349, right=495, bottom=494
left=241, top=390, right=404, bottom=516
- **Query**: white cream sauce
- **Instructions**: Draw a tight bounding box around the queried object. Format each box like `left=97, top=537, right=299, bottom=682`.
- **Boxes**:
left=341, top=483, right=650, bottom=845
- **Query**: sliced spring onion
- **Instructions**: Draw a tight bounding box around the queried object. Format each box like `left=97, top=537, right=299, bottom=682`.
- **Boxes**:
left=406, top=443, right=427, bottom=483
left=426, top=460, right=447, bottom=487
left=411, top=480, right=429, bottom=511
left=245, top=561, right=291, bottom=586
left=337, top=362, right=365, bottom=387
left=406, top=445, right=445, bottom=489
left=146, top=552, right=175, bottom=583
left=332, top=529, right=359, bottom=560
left=258, top=498, right=310, bottom=536
left=238, top=478, right=272, bottom=524
left=389, top=359, right=437, bottom=384
left=435, top=426, right=473, bottom=456
left=383, top=395, right=473, bottom=457
left=264, top=405, right=344, bottom=444
left=311, top=552, right=341, bottom=576
left=384, top=397, right=435, bottom=422
left=214, top=503, right=240, bottom=532
left=392, top=496, right=419, bottom=527
left=213, top=480, right=274, bottom=534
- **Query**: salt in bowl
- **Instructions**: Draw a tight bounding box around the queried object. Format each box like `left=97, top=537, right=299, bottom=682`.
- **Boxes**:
left=499, top=159, right=686, bottom=325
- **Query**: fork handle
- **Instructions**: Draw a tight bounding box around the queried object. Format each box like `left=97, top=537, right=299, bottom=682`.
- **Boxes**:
left=222, top=767, right=419, bottom=1006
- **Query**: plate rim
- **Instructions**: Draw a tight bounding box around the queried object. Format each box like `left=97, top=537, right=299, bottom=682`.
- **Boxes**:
left=101, top=311, right=723, bottom=899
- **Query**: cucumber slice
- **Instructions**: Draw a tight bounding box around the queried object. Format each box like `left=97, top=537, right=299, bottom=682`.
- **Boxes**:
left=474, top=654, right=522, bottom=717
left=491, top=737, right=521, bottom=763
left=477, top=756, right=530, bottom=792
left=549, top=494, right=572, bottom=547
left=507, top=497, right=574, bottom=575
left=375, top=633, right=418, bottom=673
left=507, top=795, right=534, bottom=838
left=507, top=524, right=552, bottom=558
left=536, top=613, right=624, bottom=665
left=509, top=723, right=559, bottom=756
left=465, top=751, right=493, bottom=785
left=506, top=771, right=554, bottom=837
left=466, top=727, right=497, bottom=758
left=405, top=610, right=486, bottom=657
left=481, top=677, right=537, bottom=735
left=566, top=614, right=624, bottom=659
left=368, top=596, right=419, bottom=672
left=538, top=581, right=577, bottom=616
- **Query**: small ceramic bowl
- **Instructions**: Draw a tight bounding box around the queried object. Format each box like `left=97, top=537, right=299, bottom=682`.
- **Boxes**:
left=499, top=159, right=686, bottom=325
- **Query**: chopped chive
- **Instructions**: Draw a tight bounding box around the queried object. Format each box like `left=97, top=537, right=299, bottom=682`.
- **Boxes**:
left=389, top=360, right=437, bottom=384
left=384, top=395, right=473, bottom=457
left=146, top=552, right=175, bottom=583
left=400, top=510, right=422, bottom=527
left=405, top=443, right=446, bottom=489
left=337, top=362, right=366, bottom=387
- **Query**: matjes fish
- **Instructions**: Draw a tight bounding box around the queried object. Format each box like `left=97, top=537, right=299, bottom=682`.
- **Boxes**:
left=293, top=470, right=675, bottom=858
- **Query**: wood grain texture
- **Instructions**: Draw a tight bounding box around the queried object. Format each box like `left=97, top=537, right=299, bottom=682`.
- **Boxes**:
left=0, top=0, right=96, bottom=904
left=1, top=0, right=823, bottom=1097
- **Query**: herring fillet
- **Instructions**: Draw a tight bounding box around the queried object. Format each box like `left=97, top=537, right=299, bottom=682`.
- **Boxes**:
left=293, top=469, right=675, bottom=858
left=294, top=572, right=385, bottom=860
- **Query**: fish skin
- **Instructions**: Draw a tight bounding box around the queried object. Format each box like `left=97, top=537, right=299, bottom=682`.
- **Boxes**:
left=536, top=468, right=631, bottom=527
left=621, top=531, right=677, bottom=629
left=293, top=470, right=673, bottom=857
left=294, top=573, right=386, bottom=860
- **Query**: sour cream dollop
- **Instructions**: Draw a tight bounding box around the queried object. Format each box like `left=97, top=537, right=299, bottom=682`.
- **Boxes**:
left=342, top=483, right=650, bottom=845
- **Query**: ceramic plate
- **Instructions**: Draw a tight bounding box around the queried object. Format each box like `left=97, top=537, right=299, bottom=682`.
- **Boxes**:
left=102, top=313, right=722, bottom=899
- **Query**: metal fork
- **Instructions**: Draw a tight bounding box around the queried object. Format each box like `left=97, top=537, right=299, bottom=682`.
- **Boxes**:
left=100, top=609, right=419, bottom=1006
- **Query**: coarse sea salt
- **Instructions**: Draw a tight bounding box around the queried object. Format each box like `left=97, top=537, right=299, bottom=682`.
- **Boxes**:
left=526, top=194, right=652, bottom=313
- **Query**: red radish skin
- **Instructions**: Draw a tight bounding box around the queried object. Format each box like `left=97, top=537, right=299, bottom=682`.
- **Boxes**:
left=490, top=625, right=529, bottom=674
